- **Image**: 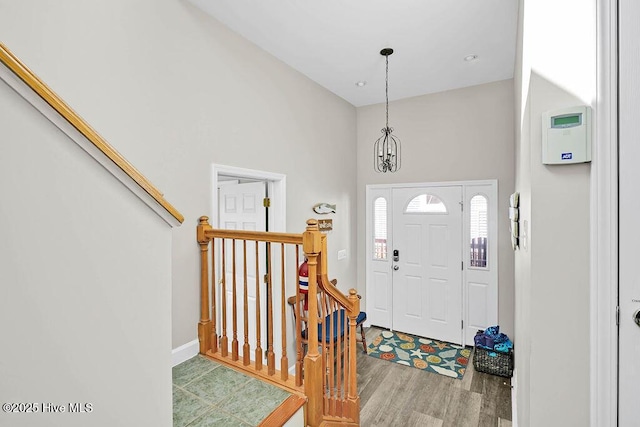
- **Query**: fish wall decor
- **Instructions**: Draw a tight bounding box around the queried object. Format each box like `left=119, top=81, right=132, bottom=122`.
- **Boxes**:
left=312, top=203, right=336, bottom=214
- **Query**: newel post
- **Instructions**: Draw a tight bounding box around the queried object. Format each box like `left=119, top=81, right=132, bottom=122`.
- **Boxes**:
left=347, top=288, right=361, bottom=422
left=197, top=216, right=213, bottom=354
left=303, top=219, right=323, bottom=426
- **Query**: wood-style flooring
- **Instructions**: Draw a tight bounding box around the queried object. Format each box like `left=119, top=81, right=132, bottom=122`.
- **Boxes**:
left=357, top=327, right=512, bottom=427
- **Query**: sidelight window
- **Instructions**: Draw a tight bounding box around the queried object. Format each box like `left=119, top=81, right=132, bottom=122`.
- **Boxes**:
left=373, top=197, right=387, bottom=260
left=469, top=194, right=488, bottom=268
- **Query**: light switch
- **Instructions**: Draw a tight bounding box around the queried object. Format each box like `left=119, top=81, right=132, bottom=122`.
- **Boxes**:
left=337, top=249, right=347, bottom=260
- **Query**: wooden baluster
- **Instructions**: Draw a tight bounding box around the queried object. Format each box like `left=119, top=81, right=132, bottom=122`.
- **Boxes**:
left=294, top=247, right=303, bottom=386
left=347, top=289, right=361, bottom=423
left=320, top=236, right=330, bottom=416
left=336, top=304, right=342, bottom=417
left=220, top=238, right=228, bottom=357
left=255, top=242, right=263, bottom=371
left=210, top=237, right=218, bottom=353
left=303, top=219, right=323, bottom=427
left=332, top=298, right=338, bottom=415
left=243, top=240, right=250, bottom=365
left=280, top=243, right=289, bottom=381
left=232, top=239, right=239, bottom=361
left=197, top=217, right=212, bottom=354
left=267, top=241, right=275, bottom=375
left=319, top=237, right=333, bottom=415
left=342, top=310, right=350, bottom=414
left=339, top=297, right=345, bottom=415
left=346, top=306, right=350, bottom=408
left=342, top=302, right=356, bottom=417
left=328, top=293, right=335, bottom=416
left=335, top=299, right=342, bottom=416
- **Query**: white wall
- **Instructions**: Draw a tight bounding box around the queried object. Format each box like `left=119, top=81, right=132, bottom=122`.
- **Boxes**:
left=0, top=0, right=358, bottom=349
left=514, top=1, right=595, bottom=426
left=0, top=79, right=173, bottom=426
left=356, top=80, right=516, bottom=337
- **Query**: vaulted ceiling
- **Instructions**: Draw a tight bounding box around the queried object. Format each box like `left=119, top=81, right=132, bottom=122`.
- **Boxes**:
left=189, top=0, right=519, bottom=107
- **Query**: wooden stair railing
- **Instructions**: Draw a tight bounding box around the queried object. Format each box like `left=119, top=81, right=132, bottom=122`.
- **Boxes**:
left=0, top=43, right=183, bottom=226
left=197, top=217, right=360, bottom=426
left=302, top=227, right=361, bottom=426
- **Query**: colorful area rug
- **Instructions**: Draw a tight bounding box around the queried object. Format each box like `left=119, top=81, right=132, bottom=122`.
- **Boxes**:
left=367, top=330, right=470, bottom=379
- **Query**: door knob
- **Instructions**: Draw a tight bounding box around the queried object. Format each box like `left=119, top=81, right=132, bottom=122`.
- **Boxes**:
left=634, top=309, right=640, bottom=327
left=393, top=265, right=399, bottom=271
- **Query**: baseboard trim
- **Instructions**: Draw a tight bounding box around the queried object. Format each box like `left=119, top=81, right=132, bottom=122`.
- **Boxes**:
left=172, top=339, right=199, bottom=367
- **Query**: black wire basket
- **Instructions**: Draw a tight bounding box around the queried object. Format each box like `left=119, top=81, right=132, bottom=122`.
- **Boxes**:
left=473, top=346, right=514, bottom=378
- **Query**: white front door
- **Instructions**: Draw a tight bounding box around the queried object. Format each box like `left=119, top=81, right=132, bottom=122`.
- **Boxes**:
left=391, top=186, right=463, bottom=344
left=618, top=0, right=640, bottom=421
left=219, top=181, right=267, bottom=361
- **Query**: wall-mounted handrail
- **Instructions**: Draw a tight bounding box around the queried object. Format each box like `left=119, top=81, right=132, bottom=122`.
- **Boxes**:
left=0, top=43, right=183, bottom=224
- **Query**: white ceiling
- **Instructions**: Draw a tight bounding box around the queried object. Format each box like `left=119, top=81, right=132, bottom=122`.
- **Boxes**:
left=189, top=0, right=519, bottom=107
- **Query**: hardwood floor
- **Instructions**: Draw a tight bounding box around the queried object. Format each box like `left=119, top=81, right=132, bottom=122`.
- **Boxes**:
left=357, top=327, right=512, bottom=427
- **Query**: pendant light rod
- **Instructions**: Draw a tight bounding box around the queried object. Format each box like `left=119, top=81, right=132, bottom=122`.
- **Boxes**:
left=381, top=48, right=393, bottom=129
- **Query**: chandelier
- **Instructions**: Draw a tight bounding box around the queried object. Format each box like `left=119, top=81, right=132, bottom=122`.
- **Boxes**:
left=374, top=48, right=401, bottom=173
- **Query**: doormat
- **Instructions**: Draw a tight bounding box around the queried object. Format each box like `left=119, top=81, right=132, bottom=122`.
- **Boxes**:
left=366, top=330, right=470, bottom=379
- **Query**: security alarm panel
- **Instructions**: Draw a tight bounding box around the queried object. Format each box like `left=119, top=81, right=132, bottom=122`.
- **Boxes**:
left=542, top=106, right=592, bottom=164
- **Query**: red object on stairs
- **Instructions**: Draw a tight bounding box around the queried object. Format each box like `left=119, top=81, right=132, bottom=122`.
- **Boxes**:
left=298, top=259, right=309, bottom=310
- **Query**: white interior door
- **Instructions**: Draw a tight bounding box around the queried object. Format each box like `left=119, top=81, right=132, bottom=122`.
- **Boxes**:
left=391, top=186, right=463, bottom=344
left=618, top=0, right=640, bottom=422
left=219, top=181, right=267, bottom=361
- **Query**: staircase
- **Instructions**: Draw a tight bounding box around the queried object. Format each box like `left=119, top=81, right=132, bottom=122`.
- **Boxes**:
left=196, top=217, right=361, bottom=426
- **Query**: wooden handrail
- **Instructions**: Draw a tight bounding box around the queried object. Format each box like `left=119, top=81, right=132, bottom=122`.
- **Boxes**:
left=0, top=43, right=183, bottom=224
left=318, top=275, right=356, bottom=312
left=205, top=228, right=303, bottom=244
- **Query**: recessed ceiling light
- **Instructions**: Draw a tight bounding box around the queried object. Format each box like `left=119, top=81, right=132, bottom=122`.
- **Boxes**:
left=464, top=54, right=478, bottom=62
left=355, top=81, right=367, bottom=87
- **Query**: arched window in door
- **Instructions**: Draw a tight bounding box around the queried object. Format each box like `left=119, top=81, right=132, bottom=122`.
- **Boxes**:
left=470, top=194, right=488, bottom=268
left=404, top=194, right=447, bottom=213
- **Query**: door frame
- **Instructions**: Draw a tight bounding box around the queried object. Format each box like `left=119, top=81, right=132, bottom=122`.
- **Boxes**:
left=210, top=164, right=287, bottom=364
left=591, top=0, right=617, bottom=425
left=211, top=164, right=286, bottom=232
left=365, top=179, right=498, bottom=347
